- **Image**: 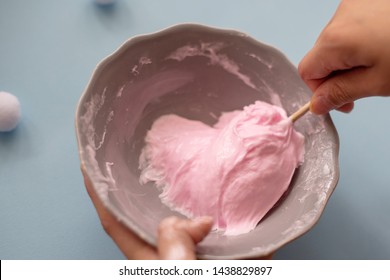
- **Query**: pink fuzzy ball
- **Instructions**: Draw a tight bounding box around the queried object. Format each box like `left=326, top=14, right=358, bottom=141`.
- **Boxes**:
left=0, top=91, right=21, bottom=132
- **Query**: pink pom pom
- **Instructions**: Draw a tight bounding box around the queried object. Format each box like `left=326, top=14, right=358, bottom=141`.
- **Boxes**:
left=0, top=91, right=21, bottom=132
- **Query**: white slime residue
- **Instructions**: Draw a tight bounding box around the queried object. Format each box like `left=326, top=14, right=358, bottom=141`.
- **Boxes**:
left=166, top=42, right=257, bottom=89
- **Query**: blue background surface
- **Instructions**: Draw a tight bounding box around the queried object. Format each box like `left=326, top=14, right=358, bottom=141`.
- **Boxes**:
left=1, top=0, right=389, bottom=259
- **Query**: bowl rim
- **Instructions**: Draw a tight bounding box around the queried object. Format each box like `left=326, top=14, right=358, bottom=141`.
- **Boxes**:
left=75, top=23, right=340, bottom=259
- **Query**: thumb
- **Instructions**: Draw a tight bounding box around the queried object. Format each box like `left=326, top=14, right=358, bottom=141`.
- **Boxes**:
left=157, top=216, right=213, bottom=260
left=310, top=67, right=377, bottom=115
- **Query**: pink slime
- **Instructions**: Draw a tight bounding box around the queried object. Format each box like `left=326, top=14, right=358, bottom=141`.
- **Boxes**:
left=139, top=101, right=304, bottom=235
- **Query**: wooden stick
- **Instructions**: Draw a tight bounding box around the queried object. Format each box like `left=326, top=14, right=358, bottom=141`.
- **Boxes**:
left=289, top=101, right=311, bottom=122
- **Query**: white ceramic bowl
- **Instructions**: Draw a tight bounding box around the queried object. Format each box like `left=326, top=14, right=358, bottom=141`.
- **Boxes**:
left=75, top=24, right=339, bottom=259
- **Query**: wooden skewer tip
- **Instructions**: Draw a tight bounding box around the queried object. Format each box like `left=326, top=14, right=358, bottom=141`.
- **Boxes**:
left=289, top=101, right=311, bottom=122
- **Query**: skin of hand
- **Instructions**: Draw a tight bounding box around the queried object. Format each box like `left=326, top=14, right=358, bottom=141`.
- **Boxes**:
left=82, top=169, right=213, bottom=260
left=299, top=0, right=390, bottom=115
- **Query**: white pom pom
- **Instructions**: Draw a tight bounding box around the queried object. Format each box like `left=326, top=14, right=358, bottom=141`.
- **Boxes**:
left=0, top=91, right=21, bottom=132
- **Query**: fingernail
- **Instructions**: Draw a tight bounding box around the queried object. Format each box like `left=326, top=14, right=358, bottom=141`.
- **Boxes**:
left=311, top=96, right=335, bottom=115
left=193, top=216, right=214, bottom=225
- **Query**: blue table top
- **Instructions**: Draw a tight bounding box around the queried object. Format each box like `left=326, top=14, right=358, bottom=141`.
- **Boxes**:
left=1, top=0, right=389, bottom=259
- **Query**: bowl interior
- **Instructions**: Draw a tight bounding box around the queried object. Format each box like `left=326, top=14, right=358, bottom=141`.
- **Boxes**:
left=76, top=24, right=339, bottom=259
